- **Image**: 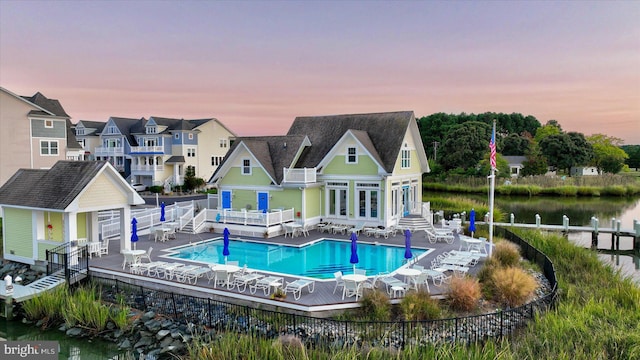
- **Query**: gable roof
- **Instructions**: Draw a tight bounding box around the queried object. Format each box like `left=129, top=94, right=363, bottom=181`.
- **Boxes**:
left=503, top=156, right=527, bottom=166
left=0, top=161, right=111, bottom=210
left=76, top=120, right=107, bottom=135
left=106, top=117, right=146, bottom=146
left=21, top=92, right=70, bottom=118
left=287, top=111, right=416, bottom=173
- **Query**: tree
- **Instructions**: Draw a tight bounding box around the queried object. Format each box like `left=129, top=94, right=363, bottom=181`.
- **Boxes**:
left=183, top=166, right=205, bottom=192
left=501, top=133, right=530, bottom=156
left=587, top=134, right=629, bottom=174
left=520, top=142, right=548, bottom=176
left=439, top=121, right=492, bottom=171
left=477, top=152, right=510, bottom=178
left=534, top=123, right=562, bottom=143
left=621, top=145, right=640, bottom=170
left=539, top=132, right=593, bottom=173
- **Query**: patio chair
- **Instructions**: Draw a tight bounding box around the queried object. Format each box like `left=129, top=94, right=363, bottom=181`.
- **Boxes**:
left=350, top=222, right=366, bottom=236
left=354, top=269, right=367, bottom=276
left=379, top=275, right=409, bottom=295
left=87, top=242, right=101, bottom=259
left=137, top=261, right=171, bottom=277
left=333, top=271, right=345, bottom=294
left=227, top=260, right=239, bottom=266
left=249, top=276, right=284, bottom=296
left=342, top=279, right=363, bottom=301
left=122, top=253, right=140, bottom=270
left=211, top=268, right=231, bottom=288
left=100, top=239, right=109, bottom=256
left=175, top=266, right=210, bottom=284
left=283, top=279, right=315, bottom=300
left=422, top=268, right=449, bottom=287
left=410, top=271, right=431, bottom=292
left=158, top=263, right=186, bottom=280
left=139, top=247, right=153, bottom=263
left=230, top=272, right=264, bottom=292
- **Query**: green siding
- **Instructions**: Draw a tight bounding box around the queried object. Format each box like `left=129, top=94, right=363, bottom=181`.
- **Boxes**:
left=31, top=119, right=66, bottom=138
left=220, top=167, right=272, bottom=186
left=45, top=212, right=63, bottom=241
left=4, top=208, right=33, bottom=258
left=271, top=189, right=302, bottom=214
left=304, top=187, right=321, bottom=219
left=77, top=212, right=87, bottom=239
left=324, top=155, right=379, bottom=175
left=231, top=189, right=259, bottom=211
left=38, top=243, right=61, bottom=261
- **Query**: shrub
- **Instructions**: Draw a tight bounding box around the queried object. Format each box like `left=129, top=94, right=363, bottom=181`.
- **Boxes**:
left=476, top=257, right=501, bottom=299
left=447, top=277, right=481, bottom=312
left=359, top=289, right=391, bottom=321
left=148, top=185, right=163, bottom=193
left=491, top=266, right=538, bottom=307
left=399, top=289, right=442, bottom=321
left=493, top=241, right=521, bottom=267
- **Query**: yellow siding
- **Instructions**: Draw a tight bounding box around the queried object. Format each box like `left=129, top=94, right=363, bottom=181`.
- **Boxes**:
left=78, top=175, right=127, bottom=208
left=77, top=212, right=87, bottom=239
left=4, top=208, right=33, bottom=258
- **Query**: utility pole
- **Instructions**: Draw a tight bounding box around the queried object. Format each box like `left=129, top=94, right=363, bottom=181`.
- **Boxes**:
left=433, top=141, right=439, bottom=161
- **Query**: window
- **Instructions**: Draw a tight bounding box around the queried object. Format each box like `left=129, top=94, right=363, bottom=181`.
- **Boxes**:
left=220, top=139, right=228, bottom=148
left=75, top=127, right=85, bottom=136
left=211, top=156, right=224, bottom=166
left=347, top=147, right=357, bottom=164
left=401, top=149, right=411, bottom=168
left=175, top=133, right=179, bottom=139
left=187, top=148, right=196, bottom=157
left=188, top=133, right=194, bottom=140
left=242, top=159, right=251, bottom=175
left=105, top=125, right=118, bottom=134
left=146, top=126, right=157, bottom=134
left=40, top=140, right=59, bottom=155
left=44, top=120, right=53, bottom=128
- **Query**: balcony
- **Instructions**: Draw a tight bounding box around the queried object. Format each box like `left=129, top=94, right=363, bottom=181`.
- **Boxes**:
left=130, top=146, right=164, bottom=154
left=282, top=167, right=316, bottom=183
left=131, top=164, right=164, bottom=172
left=94, top=146, right=124, bottom=156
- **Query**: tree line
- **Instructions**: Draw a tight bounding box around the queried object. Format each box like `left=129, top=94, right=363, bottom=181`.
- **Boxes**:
left=416, top=112, right=637, bottom=178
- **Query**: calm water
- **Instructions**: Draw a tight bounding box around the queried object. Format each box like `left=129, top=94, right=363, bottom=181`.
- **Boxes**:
left=167, top=238, right=428, bottom=279
left=429, top=192, right=640, bottom=284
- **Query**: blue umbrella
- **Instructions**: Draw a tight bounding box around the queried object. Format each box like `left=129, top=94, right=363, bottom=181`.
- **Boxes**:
left=215, top=213, right=221, bottom=223
left=404, top=229, right=413, bottom=261
left=349, top=231, right=359, bottom=273
left=223, top=228, right=230, bottom=264
left=469, top=209, right=476, bottom=238
left=131, top=217, right=139, bottom=250
left=160, top=202, right=166, bottom=222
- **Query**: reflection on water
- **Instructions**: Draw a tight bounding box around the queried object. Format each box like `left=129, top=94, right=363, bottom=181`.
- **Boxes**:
left=427, top=192, right=640, bottom=284
left=0, top=319, right=123, bottom=359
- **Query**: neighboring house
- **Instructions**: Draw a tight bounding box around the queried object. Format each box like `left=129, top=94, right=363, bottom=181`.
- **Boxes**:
left=93, top=116, right=235, bottom=189
left=570, top=166, right=599, bottom=176
left=503, top=156, right=527, bottom=178
left=74, top=120, right=107, bottom=161
left=209, top=111, right=430, bottom=228
left=0, top=160, right=145, bottom=265
left=0, top=87, right=82, bottom=187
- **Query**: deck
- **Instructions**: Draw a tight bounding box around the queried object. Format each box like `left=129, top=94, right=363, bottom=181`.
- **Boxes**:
left=89, top=227, right=489, bottom=316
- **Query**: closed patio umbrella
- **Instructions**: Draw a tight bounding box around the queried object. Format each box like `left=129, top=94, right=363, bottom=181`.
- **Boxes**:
left=404, top=229, right=412, bottom=262
left=223, top=227, right=230, bottom=264
left=160, top=202, right=166, bottom=222
left=349, top=231, right=359, bottom=274
left=131, top=217, right=139, bottom=250
left=469, top=208, right=476, bottom=238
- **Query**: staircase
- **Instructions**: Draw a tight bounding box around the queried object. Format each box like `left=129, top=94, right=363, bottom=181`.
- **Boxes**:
left=398, top=215, right=432, bottom=232
left=25, top=271, right=66, bottom=292
left=181, top=221, right=195, bottom=234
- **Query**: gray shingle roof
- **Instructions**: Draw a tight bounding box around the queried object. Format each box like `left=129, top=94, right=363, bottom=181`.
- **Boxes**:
left=0, top=161, right=109, bottom=210
left=22, top=92, right=70, bottom=118
left=76, top=120, right=107, bottom=135
left=288, top=111, right=415, bottom=173
left=165, top=156, right=185, bottom=163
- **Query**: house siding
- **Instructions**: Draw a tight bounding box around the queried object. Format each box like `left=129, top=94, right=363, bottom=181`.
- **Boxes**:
left=271, top=189, right=302, bottom=213
left=0, top=91, right=38, bottom=185
left=324, top=155, right=379, bottom=175
left=44, top=211, right=64, bottom=241
left=304, top=187, right=322, bottom=219
left=3, top=208, right=33, bottom=259
left=220, top=167, right=272, bottom=186
left=78, top=175, right=127, bottom=208
left=77, top=212, right=87, bottom=239
left=31, top=118, right=66, bottom=138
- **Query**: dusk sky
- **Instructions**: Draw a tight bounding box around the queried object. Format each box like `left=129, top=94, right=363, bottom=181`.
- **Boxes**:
left=1, top=1, right=639, bottom=144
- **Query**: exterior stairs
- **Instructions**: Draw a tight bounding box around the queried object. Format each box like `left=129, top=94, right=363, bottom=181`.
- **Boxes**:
left=398, top=215, right=432, bottom=232
left=25, top=271, right=65, bottom=292
left=180, top=221, right=195, bottom=234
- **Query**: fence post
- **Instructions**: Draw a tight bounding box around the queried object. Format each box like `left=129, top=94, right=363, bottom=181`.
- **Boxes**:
left=207, top=298, right=212, bottom=328
left=171, top=292, right=178, bottom=319
left=510, top=213, right=515, bottom=226
left=535, top=214, right=541, bottom=228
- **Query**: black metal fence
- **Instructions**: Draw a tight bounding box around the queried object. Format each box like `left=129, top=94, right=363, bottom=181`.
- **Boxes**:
left=46, top=242, right=89, bottom=284
left=90, top=228, right=558, bottom=348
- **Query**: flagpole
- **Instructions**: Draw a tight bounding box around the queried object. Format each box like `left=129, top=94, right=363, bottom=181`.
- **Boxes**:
left=488, top=119, right=496, bottom=257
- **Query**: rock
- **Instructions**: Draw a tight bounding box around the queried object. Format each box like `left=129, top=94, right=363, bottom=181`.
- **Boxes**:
left=66, top=327, right=84, bottom=337
left=159, top=335, right=174, bottom=348
left=134, top=336, right=154, bottom=348
left=141, top=311, right=156, bottom=322
left=156, top=329, right=171, bottom=340
left=118, top=339, right=131, bottom=350
left=144, top=319, right=162, bottom=332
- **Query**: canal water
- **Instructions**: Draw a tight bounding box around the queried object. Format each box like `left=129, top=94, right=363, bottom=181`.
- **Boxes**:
left=437, top=193, right=640, bottom=284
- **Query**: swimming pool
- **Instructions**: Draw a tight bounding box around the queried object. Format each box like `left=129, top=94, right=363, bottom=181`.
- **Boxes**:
left=164, top=238, right=430, bottom=280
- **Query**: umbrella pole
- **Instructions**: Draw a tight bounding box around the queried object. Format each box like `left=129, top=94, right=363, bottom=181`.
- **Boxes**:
left=353, top=264, right=356, bottom=274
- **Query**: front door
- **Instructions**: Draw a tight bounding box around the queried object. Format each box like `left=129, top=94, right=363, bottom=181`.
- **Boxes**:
left=257, top=192, right=269, bottom=212
left=402, top=186, right=410, bottom=217
left=221, top=191, right=232, bottom=209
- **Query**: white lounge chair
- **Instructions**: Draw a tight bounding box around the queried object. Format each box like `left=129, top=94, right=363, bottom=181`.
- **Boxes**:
left=250, top=276, right=284, bottom=296
left=137, top=261, right=171, bottom=277
left=175, top=266, right=210, bottom=284
left=158, top=263, right=186, bottom=280
left=230, top=272, right=264, bottom=292
left=283, top=279, right=315, bottom=300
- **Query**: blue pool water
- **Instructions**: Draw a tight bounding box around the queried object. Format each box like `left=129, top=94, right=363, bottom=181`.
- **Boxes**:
left=166, top=238, right=429, bottom=279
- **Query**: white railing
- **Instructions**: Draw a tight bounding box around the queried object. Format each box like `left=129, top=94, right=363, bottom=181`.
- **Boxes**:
left=178, top=206, right=194, bottom=230
left=101, top=222, right=121, bottom=239
left=131, top=164, right=165, bottom=172
left=282, top=167, right=316, bottom=183
left=94, top=147, right=124, bottom=156
left=192, top=210, right=208, bottom=233
left=129, top=146, right=164, bottom=153
left=211, top=208, right=295, bottom=227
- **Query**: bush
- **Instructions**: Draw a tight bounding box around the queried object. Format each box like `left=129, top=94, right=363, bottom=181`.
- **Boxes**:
left=148, top=185, right=163, bottom=194
left=476, top=257, right=501, bottom=299
left=493, top=241, right=521, bottom=267
left=447, top=277, right=481, bottom=312
left=359, top=289, right=391, bottom=321
left=399, top=289, right=442, bottom=321
left=491, top=266, right=538, bottom=307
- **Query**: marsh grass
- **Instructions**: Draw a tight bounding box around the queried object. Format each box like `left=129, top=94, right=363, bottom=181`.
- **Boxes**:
left=429, top=196, right=505, bottom=222
left=399, top=289, right=442, bottom=321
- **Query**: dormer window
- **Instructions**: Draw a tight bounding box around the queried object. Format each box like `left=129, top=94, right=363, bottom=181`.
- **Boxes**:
left=346, top=147, right=357, bottom=164
left=76, top=128, right=85, bottom=136
left=105, top=125, right=118, bottom=134
left=146, top=126, right=157, bottom=134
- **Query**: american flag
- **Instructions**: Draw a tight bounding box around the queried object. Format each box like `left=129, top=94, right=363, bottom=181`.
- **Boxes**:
left=489, top=125, right=497, bottom=170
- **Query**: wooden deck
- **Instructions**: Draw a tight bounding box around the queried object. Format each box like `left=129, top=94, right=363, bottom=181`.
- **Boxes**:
left=89, top=227, right=489, bottom=316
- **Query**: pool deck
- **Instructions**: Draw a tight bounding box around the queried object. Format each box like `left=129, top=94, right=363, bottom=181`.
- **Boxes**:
left=89, top=227, right=489, bottom=316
